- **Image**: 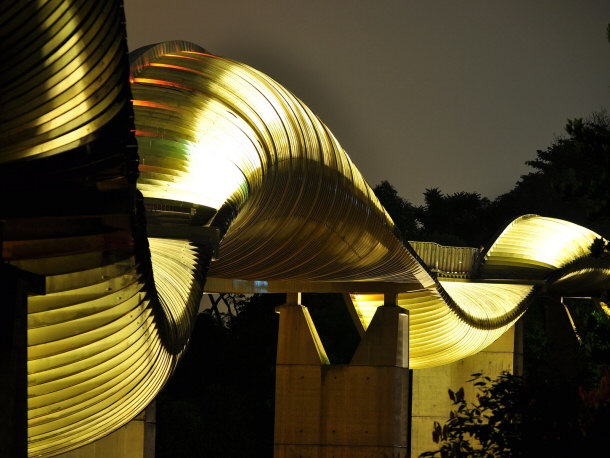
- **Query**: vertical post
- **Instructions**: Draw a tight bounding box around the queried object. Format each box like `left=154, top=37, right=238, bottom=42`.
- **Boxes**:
left=408, top=368, right=413, bottom=458
left=0, top=264, right=43, bottom=457
left=144, top=401, right=156, bottom=458
left=546, top=298, right=581, bottom=382
left=513, top=317, right=524, bottom=376
left=274, top=293, right=329, bottom=457
left=0, top=265, right=27, bottom=458
left=348, top=298, right=410, bottom=456
left=274, top=293, right=411, bottom=457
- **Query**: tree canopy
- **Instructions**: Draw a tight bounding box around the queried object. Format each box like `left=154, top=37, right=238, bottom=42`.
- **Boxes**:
left=373, top=180, right=420, bottom=241
left=527, top=111, right=610, bottom=222
left=374, top=110, right=610, bottom=248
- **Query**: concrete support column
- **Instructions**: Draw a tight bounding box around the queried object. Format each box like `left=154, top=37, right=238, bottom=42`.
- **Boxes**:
left=0, top=263, right=44, bottom=458
left=274, top=294, right=411, bottom=458
left=410, top=324, right=519, bottom=457
left=0, top=264, right=28, bottom=458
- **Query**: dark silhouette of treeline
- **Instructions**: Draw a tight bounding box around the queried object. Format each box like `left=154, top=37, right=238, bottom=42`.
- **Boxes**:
left=374, top=111, right=610, bottom=249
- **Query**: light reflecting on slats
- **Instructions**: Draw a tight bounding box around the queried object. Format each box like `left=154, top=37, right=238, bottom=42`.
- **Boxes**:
left=131, top=42, right=434, bottom=288
left=1, top=0, right=131, bottom=162
left=481, top=215, right=600, bottom=278
left=3, top=1, right=610, bottom=454
left=350, top=214, right=608, bottom=368
left=1, top=1, right=177, bottom=455
left=25, top=252, right=172, bottom=456
left=351, top=287, right=517, bottom=369
left=439, top=281, right=534, bottom=327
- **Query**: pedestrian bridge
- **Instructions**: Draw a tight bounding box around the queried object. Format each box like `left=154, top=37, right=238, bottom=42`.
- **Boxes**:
left=2, top=2, right=609, bottom=456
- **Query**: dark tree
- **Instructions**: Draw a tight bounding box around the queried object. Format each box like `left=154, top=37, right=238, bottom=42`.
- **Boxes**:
left=526, top=111, right=610, bottom=225
left=420, top=372, right=523, bottom=458
left=373, top=180, right=420, bottom=240
left=155, top=294, right=282, bottom=458
left=416, top=188, right=493, bottom=247
left=421, top=362, right=610, bottom=458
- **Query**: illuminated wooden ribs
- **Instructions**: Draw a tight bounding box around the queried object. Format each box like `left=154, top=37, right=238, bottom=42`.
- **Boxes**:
left=352, top=215, right=607, bottom=368
left=1, top=2, right=199, bottom=456
left=130, top=42, right=609, bottom=371
left=130, top=41, right=432, bottom=286
left=1, top=2, right=609, bottom=456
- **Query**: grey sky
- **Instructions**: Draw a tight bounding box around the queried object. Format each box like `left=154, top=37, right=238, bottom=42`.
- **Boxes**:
left=125, top=0, right=609, bottom=204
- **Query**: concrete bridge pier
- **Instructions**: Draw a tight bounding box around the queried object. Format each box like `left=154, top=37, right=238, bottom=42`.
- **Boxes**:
left=274, top=293, right=411, bottom=457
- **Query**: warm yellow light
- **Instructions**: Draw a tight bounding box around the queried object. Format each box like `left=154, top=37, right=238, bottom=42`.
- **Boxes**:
left=439, top=281, right=533, bottom=322
left=9, top=7, right=610, bottom=452
left=350, top=288, right=516, bottom=368
left=482, top=215, right=601, bottom=275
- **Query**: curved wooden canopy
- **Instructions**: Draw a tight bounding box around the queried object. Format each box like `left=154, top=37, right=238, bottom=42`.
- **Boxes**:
left=1, top=1, right=608, bottom=456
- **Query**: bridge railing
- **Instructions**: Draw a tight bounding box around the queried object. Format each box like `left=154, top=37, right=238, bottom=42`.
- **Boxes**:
left=409, top=241, right=480, bottom=278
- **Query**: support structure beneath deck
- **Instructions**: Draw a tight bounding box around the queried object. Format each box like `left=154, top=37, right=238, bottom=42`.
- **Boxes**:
left=274, top=293, right=411, bottom=457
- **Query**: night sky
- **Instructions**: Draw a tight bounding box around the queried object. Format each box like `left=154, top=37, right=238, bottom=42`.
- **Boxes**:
left=125, top=0, right=609, bottom=204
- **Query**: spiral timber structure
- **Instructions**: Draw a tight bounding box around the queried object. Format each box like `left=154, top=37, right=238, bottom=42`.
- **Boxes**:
left=1, top=1, right=609, bottom=456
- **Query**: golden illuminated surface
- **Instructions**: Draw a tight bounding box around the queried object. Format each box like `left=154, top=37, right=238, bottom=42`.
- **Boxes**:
left=1, top=0, right=130, bottom=163
left=2, top=2, right=609, bottom=456
left=130, top=42, right=433, bottom=287
left=481, top=214, right=599, bottom=278
left=350, top=290, right=514, bottom=368
left=350, top=282, right=533, bottom=369
left=351, top=215, right=608, bottom=368
left=1, top=1, right=190, bottom=456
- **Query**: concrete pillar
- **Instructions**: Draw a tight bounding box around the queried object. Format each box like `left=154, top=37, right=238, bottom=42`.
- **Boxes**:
left=0, top=263, right=44, bottom=458
left=274, top=295, right=411, bottom=458
left=0, top=264, right=28, bottom=458
left=546, top=299, right=581, bottom=382
left=410, top=324, right=520, bottom=457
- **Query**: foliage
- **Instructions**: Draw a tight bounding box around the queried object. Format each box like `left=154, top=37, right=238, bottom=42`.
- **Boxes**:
left=488, top=111, right=610, bottom=240
left=590, top=237, right=609, bottom=258
left=527, top=111, right=610, bottom=220
left=569, top=301, right=610, bottom=389
left=373, top=180, right=420, bottom=240
left=155, top=294, right=282, bottom=458
left=374, top=109, right=610, bottom=248
left=421, top=299, right=610, bottom=458
left=373, top=180, right=494, bottom=247
left=579, top=366, right=610, bottom=440
left=419, top=372, right=523, bottom=458
left=416, top=188, right=492, bottom=247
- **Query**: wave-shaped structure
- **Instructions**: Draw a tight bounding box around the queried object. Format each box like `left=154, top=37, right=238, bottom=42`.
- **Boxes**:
left=130, top=41, right=432, bottom=287
left=1, top=1, right=178, bottom=456
left=1, top=1, right=608, bottom=456
left=351, top=214, right=606, bottom=367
